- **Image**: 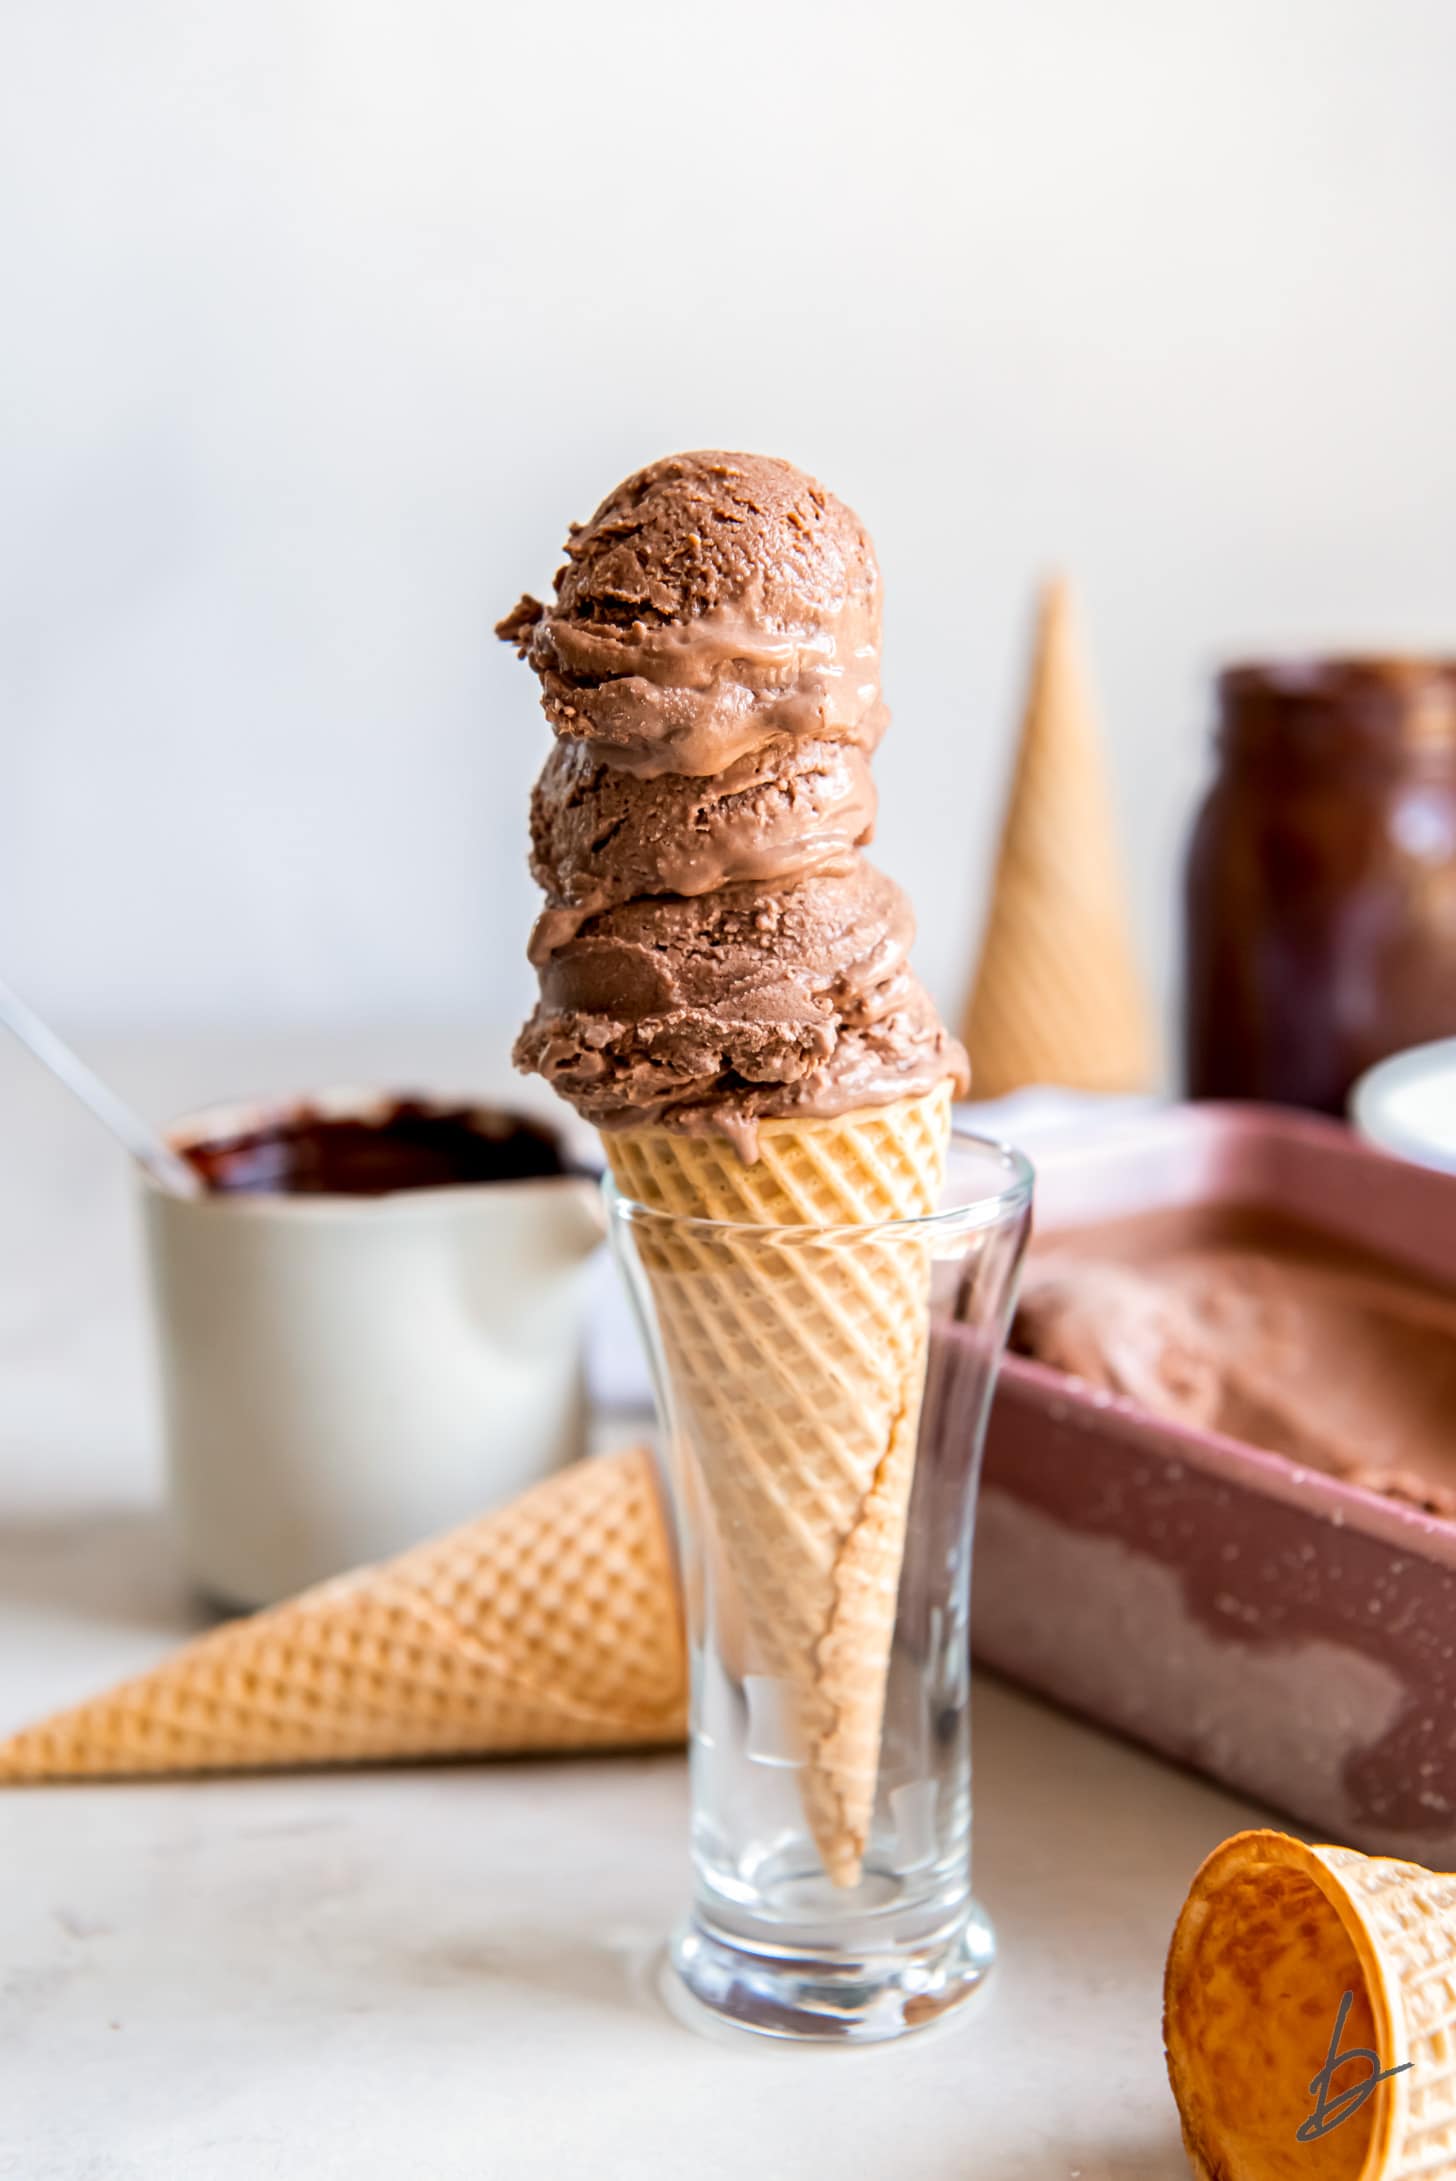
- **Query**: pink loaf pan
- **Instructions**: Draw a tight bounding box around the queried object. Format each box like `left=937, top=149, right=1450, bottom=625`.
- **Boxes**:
left=974, top=1102, right=1456, bottom=1860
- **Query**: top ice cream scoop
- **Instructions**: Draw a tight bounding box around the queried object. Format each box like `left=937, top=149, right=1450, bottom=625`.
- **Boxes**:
left=502, top=450, right=966, bottom=1147
left=498, top=449, right=887, bottom=779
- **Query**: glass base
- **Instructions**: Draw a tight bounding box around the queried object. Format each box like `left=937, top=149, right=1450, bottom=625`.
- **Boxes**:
left=665, top=1899, right=996, bottom=2044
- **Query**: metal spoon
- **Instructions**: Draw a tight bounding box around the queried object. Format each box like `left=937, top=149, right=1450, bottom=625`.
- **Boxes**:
left=0, top=978, right=203, bottom=1198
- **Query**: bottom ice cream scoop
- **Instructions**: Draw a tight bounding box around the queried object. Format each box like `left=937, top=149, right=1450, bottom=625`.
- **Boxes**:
left=514, top=862, right=967, bottom=1143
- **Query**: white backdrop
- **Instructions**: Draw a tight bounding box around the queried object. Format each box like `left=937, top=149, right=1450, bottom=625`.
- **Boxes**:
left=4, top=0, right=1455, bottom=1057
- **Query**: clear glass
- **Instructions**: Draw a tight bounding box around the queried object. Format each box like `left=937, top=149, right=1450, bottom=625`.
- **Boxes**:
left=607, top=1128, right=1032, bottom=2043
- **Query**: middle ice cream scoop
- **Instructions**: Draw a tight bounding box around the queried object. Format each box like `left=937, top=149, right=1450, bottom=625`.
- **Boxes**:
left=527, top=733, right=878, bottom=955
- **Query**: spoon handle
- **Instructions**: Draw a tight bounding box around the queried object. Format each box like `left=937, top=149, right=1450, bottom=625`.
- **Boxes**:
left=0, top=979, right=203, bottom=1198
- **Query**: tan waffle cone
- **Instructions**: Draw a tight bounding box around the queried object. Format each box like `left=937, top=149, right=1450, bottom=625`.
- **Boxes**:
left=960, top=575, right=1156, bottom=1097
left=605, top=1079, right=952, bottom=1889
left=0, top=1447, right=686, bottom=1781
left=1165, top=1827, right=1456, bottom=2181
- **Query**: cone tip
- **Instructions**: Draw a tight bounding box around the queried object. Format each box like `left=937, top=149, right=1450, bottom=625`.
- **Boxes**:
left=1032, top=570, right=1079, bottom=653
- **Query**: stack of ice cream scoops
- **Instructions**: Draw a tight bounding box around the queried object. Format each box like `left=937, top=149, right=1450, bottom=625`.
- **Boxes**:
left=502, top=449, right=964, bottom=1150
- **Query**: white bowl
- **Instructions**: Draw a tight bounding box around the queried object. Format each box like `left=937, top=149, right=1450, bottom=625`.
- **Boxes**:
left=1349, top=1038, right=1456, bottom=1175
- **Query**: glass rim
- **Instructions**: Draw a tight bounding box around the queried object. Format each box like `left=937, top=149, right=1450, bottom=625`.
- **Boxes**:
left=603, top=1124, right=1034, bottom=1242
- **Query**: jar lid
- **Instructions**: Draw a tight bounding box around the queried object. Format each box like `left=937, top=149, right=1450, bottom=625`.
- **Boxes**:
left=1218, top=656, right=1456, bottom=757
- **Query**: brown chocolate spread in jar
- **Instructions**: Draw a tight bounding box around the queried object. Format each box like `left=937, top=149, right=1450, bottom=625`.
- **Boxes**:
left=1183, top=657, right=1456, bottom=1114
left=184, top=1098, right=574, bottom=1197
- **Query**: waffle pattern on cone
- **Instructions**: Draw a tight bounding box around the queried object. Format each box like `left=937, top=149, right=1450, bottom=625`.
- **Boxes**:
left=0, top=1447, right=687, bottom=1781
left=607, top=1082, right=952, bottom=1887
left=1164, top=1827, right=1456, bottom=2181
left=1316, top=1844, right=1456, bottom=2178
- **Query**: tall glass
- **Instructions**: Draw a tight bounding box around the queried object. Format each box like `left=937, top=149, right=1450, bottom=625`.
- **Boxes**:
left=608, top=1128, right=1032, bottom=2043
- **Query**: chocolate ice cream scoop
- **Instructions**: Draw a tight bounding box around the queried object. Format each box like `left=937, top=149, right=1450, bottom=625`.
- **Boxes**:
left=527, top=734, right=877, bottom=963
left=498, top=451, right=886, bottom=778
left=514, top=862, right=964, bottom=1136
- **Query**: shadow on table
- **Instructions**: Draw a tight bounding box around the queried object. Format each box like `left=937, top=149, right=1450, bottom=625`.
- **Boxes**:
left=388, top=1918, right=671, bottom=2027
left=0, top=1503, right=213, bottom=1637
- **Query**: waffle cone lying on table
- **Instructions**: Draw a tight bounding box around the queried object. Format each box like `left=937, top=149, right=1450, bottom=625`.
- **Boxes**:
left=1165, top=1827, right=1456, bottom=2181
left=501, top=451, right=968, bottom=1886
left=0, top=1447, right=686, bottom=1780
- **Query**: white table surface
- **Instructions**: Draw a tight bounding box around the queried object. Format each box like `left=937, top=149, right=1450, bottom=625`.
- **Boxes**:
left=0, top=1030, right=1265, bottom=2181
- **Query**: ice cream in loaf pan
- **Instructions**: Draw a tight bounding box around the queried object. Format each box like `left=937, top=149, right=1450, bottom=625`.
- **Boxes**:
left=1013, top=1204, right=1456, bottom=1513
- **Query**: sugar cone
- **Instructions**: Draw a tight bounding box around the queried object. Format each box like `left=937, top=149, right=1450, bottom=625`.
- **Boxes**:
left=960, top=576, right=1156, bottom=1097
left=0, top=1447, right=686, bottom=1781
left=1165, top=1827, right=1456, bottom=2180
left=606, top=1080, right=952, bottom=1888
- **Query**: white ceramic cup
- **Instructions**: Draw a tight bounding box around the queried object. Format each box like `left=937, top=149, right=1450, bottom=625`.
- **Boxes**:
left=142, top=1089, right=605, bottom=1608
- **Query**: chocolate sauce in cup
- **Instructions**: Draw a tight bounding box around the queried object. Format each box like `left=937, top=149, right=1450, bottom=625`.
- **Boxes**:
left=184, top=1097, right=575, bottom=1198
left=147, top=1091, right=604, bottom=1608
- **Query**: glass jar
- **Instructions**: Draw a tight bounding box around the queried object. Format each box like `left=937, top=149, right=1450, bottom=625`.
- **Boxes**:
left=1183, top=658, right=1456, bottom=1114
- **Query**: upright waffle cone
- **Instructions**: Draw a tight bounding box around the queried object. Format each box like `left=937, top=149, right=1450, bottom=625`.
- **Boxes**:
left=960, top=576, right=1156, bottom=1097
left=0, top=1447, right=686, bottom=1781
left=606, top=1079, right=953, bottom=1888
left=1165, top=1827, right=1456, bottom=2180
